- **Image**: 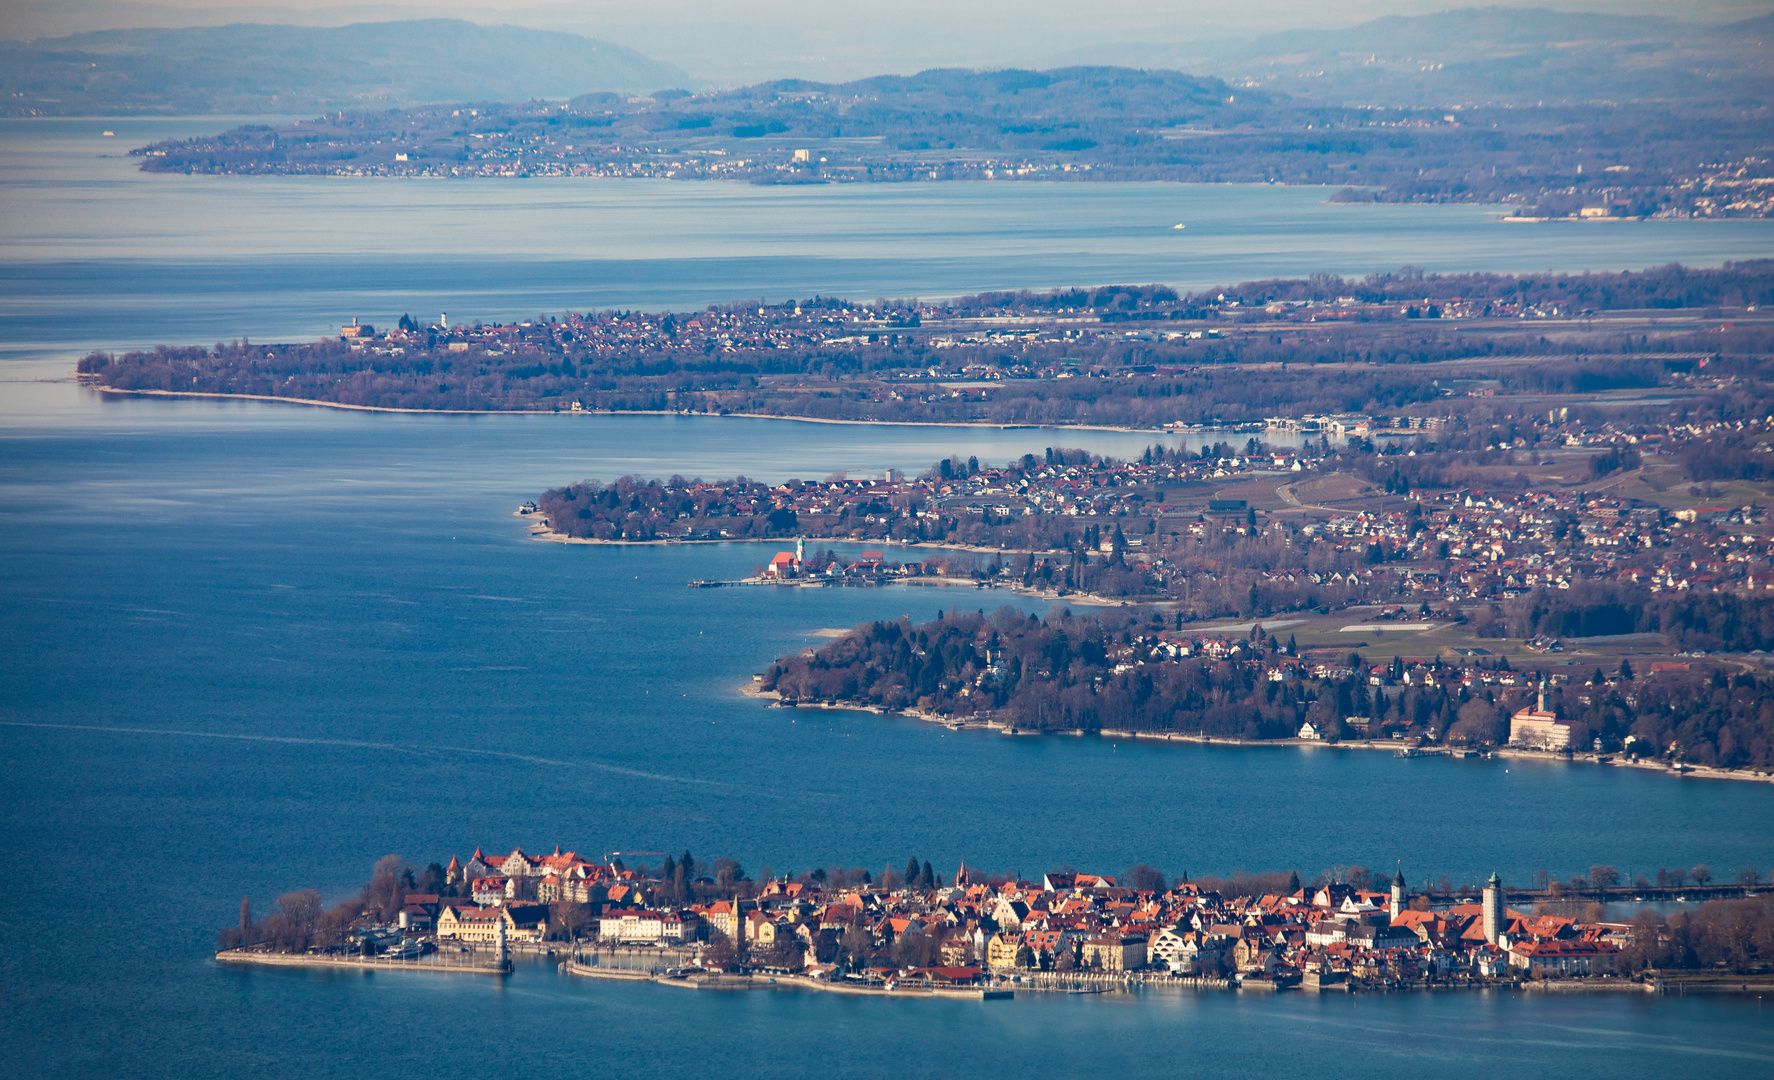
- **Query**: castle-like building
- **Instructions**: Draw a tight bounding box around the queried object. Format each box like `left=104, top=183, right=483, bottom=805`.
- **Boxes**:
left=1508, top=679, right=1586, bottom=751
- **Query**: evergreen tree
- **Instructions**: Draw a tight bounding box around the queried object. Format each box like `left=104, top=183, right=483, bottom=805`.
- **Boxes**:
left=905, top=856, right=921, bottom=887
left=921, top=860, right=935, bottom=888
left=1288, top=870, right=1301, bottom=894
left=1619, top=658, right=1634, bottom=680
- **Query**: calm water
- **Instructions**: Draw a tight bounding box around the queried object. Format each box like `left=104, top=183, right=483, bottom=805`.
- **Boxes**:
left=8, top=116, right=1774, bottom=370
left=2, top=120, right=1772, bottom=1077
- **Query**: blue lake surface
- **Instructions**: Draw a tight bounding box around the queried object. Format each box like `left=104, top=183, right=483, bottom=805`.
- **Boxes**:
left=7, top=116, right=1774, bottom=367
left=2, top=119, right=1772, bottom=1077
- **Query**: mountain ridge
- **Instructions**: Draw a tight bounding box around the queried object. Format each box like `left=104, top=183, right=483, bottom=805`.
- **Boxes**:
left=0, top=18, right=692, bottom=115
left=1041, top=5, right=1774, bottom=105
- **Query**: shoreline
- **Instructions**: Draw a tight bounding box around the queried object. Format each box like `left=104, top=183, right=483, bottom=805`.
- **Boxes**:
left=214, top=948, right=509, bottom=974
left=563, top=960, right=1013, bottom=998
left=519, top=516, right=1130, bottom=606
left=520, top=509, right=1774, bottom=788
left=563, top=960, right=1772, bottom=999
left=85, top=385, right=1173, bottom=435
left=745, top=685, right=1774, bottom=784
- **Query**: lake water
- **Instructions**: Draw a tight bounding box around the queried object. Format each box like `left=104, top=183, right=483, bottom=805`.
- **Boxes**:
left=2, top=118, right=1772, bottom=1077
left=8, top=116, right=1774, bottom=370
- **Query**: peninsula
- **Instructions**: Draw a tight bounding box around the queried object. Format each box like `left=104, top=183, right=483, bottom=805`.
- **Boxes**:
left=76, top=263, right=1774, bottom=424
left=759, top=607, right=1774, bottom=779
left=125, top=54, right=1774, bottom=219
left=218, top=848, right=1773, bottom=997
left=516, top=374, right=1774, bottom=776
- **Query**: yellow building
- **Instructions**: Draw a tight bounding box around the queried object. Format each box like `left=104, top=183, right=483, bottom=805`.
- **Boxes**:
left=1081, top=934, right=1147, bottom=972
left=436, top=903, right=547, bottom=944
left=986, top=931, right=1023, bottom=971
left=702, top=901, right=740, bottom=941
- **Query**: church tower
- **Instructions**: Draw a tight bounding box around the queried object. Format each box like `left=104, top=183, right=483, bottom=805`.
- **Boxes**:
left=1482, top=871, right=1505, bottom=944
left=1390, top=869, right=1406, bottom=921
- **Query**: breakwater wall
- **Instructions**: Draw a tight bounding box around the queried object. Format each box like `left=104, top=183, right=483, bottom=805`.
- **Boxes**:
left=215, top=948, right=509, bottom=974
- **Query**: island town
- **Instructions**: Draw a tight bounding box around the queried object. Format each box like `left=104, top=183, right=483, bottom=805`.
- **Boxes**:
left=216, top=846, right=1772, bottom=998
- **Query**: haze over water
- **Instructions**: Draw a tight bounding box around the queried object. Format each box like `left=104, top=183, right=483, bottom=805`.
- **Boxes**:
left=8, top=117, right=1774, bottom=375
left=2, top=119, right=1772, bottom=1078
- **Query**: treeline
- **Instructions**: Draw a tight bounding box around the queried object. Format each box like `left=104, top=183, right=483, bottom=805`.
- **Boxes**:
left=1617, top=896, right=1774, bottom=973
left=1683, top=432, right=1774, bottom=482
left=219, top=854, right=419, bottom=951
left=1558, top=667, right=1774, bottom=770
left=1203, top=261, right=1774, bottom=312
left=769, top=608, right=1376, bottom=739
left=852, top=265, right=1772, bottom=316
left=1508, top=585, right=1774, bottom=654
left=76, top=327, right=1756, bottom=428
left=536, top=475, right=788, bottom=542
left=767, top=608, right=1774, bottom=766
left=950, top=283, right=1181, bottom=312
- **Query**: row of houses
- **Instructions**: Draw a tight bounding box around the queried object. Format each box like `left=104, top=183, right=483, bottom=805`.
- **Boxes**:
left=420, top=850, right=1628, bottom=984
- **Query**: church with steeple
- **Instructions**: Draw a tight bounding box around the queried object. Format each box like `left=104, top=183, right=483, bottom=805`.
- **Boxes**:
left=1509, top=678, right=1586, bottom=750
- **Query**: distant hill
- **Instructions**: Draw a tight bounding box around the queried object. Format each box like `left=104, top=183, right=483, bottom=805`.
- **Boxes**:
left=0, top=19, right=693, bottom=115
left=1048, top=6, right=1774, bottom=106
left=738, top=65, right=1252, bottom=117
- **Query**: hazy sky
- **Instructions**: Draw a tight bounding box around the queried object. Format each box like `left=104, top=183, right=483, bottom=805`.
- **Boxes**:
left=6, top=0, right=1769, bottom=83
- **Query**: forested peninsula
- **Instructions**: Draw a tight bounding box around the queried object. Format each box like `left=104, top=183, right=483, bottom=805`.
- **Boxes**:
left=130, top=62, right=1773, bottom=217
left=762, top=608, right=1774, bottom=773
left=531, top=427, right=1774, bottom=772
left=76, top=265, right=1774, bottom=425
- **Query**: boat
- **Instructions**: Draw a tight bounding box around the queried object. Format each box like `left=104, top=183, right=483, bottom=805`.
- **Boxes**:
left=1172, top=223, right=1186, bottom=229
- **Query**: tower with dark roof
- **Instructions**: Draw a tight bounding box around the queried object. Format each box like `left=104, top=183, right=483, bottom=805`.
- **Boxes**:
left=1482, top=871, right=1505, bottom=944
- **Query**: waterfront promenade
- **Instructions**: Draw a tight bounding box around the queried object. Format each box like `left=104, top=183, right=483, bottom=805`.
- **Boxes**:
left=215, top=948, right=509, bottom=974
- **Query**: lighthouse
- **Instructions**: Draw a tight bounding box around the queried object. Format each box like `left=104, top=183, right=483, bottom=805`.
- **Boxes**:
left=1482, top=871, right=1505, bottom=944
